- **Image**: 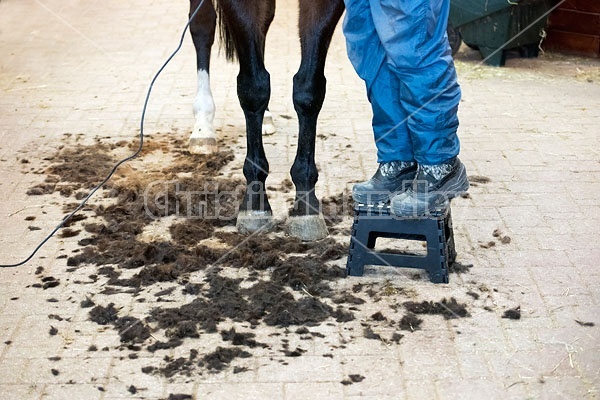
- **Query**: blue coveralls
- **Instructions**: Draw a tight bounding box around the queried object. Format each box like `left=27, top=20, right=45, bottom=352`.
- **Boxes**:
left=343, top=0, right=461, bottom=165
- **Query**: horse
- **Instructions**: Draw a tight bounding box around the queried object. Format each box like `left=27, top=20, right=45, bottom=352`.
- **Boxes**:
left=187, top=0, right=345, bottom=241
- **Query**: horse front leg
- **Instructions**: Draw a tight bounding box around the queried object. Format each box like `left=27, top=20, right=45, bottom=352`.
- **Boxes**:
left=218, top=0, right=275, bottom=233
left=236, top=62, right=274, bottom=234
left=288, top=0, right=344, bottom=241
left=188, top=0, right=218, bottom=154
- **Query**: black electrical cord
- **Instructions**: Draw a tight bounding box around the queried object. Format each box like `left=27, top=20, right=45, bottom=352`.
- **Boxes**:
left=0, top=1, right=205, bottom=268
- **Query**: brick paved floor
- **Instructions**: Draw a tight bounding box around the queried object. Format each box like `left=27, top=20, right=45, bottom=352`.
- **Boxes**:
left=1, top=1, right=599, bottom=399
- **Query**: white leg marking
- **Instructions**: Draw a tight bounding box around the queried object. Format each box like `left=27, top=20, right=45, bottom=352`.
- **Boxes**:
left=189, top=69, right=217, bottom=154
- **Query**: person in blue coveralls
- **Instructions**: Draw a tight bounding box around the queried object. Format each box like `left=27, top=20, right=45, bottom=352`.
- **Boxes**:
left=343, top=0, right=469, bottom=216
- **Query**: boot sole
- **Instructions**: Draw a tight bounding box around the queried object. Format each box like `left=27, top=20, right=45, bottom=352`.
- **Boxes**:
left=351, top=190, right=394, bottom=205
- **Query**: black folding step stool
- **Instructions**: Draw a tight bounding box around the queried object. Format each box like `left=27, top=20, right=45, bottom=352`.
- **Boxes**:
left=346, top=203, right=456, bottom=283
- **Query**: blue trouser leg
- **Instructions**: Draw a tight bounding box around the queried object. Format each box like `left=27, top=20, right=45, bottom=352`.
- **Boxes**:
left=343, top=0, right=461, bottom=165
left=343, top=0, right=413, bottom=163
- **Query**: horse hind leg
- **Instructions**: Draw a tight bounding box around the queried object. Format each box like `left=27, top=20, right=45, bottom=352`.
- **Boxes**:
left=188, top=0, right=218, bottom=154
left=287, top=0, right=344, bottom=241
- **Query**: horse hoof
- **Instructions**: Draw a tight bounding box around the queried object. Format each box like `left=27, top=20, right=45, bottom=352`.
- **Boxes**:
left=262, top=122, right=276, bottom=136
left=188, top=137, right=218, bottom=154
left=287, top=214, right=329, bottom=241
left=262, top=111, right=276, bottom=136
left=236, top=210, right=274, bottom=234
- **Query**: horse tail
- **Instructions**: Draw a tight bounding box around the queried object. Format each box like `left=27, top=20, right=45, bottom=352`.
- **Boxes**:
left=214, top=1, right=237, bottom=62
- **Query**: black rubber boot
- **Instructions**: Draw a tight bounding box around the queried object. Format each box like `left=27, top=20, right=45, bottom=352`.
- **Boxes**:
left=352, top=161, right=417, bottom=204
left=391, top=157, right=469, bottom=217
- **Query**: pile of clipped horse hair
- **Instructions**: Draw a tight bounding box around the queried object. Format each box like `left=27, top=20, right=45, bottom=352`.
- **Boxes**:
left=26, top=133, right=476, bottom=380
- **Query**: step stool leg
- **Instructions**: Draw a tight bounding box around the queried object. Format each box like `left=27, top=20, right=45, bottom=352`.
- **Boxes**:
left=346, top=212, right=372, bottom=277
left=445, top=210, right=456, bottom=264
left=428, top=256, right=449, bottom=283
left=346, top=237, right=365, bottom=276
left=427, top=214, right=450, bottom=283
